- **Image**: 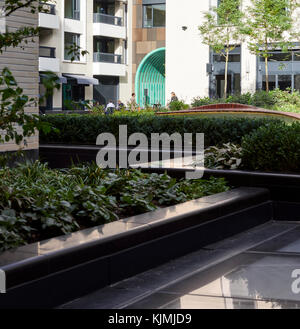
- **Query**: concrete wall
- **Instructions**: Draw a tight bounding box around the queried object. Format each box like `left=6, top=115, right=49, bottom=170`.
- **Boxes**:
left=0, top=1, right=39, bottom=153
left=166, top=0, right=210, bottom=104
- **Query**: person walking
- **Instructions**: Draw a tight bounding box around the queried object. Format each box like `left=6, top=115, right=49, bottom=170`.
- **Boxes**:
left=170, top=92, right=178, bottom=103
left=167, top=92, right=179, bottom=109
left=130, top=93, right=137, bottom=111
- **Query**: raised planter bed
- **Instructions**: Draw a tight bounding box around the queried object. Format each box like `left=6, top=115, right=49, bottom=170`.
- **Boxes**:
left=156, top=103, right=300, bottom=122
left=0, top=187, right=271, bottom=308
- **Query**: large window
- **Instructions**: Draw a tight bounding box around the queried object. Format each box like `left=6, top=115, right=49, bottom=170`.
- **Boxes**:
left=64, top=32, right=80, bottom=61
left=143, top=4, right=165, bottom=28
left=65, top=0, right=80, bottom=20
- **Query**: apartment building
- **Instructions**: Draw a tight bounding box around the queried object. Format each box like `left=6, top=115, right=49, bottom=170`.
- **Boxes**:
left=39, top=0, right=300, bottom=110
left=166, top=0, right=300, bottom=103
left=0, top=1, right=39, bottom=156
left=39, top=0, right=132, bottom=111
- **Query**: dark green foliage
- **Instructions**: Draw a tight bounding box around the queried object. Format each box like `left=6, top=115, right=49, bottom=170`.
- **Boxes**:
left=40, top=114, right=280, bottom=148
left=0, top=161, right=229, bottom=251
left=242, top=122, right=300, bottom=172
left=168, top=100, right=189, bottom=111
left=191, top=91, right=276, bottom=108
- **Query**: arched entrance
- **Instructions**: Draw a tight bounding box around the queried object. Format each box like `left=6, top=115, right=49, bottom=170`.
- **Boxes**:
left=135, top=47, right=165, bottom=107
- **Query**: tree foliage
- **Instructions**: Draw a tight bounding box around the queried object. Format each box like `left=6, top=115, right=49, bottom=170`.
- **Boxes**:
left=199, top=0, right=243, bottom=99
left=241, top=0, right=298, bottom=92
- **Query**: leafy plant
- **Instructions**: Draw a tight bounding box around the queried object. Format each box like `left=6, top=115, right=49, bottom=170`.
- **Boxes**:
left=204, top=143, right=243, bottom=170
left=168, top=100, right=190, bottom=111
left=0, top=161, right=229, bottom=251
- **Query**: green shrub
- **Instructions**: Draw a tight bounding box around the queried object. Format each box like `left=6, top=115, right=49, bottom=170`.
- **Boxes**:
left=169, top=100, right=189, bottom=111
left=0, top=161, right=229, bottom=251
left=250, top=90, right=276, bottom=108
left=241, top=122, right=300, bottom=172
left=40, top=114, right=281, bottom=148
left=191, top=90, right=298, bottom=110
left=191, top=97, right=220, bottom=107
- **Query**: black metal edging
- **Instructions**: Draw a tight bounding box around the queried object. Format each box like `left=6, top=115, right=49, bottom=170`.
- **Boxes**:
left=0, top=187, right=271, bottom=308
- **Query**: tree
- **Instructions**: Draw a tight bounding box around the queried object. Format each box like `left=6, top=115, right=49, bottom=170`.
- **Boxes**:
left=199, top=0, right=243, bottom=99
left=242, top=0, right=297, bottom=92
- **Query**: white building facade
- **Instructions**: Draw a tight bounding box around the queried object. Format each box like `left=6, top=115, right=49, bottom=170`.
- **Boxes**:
left=39, top=0, right=132, bottom=111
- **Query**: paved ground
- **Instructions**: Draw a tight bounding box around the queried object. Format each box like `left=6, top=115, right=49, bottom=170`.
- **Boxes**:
left=59, top=221, right=300, bottom=309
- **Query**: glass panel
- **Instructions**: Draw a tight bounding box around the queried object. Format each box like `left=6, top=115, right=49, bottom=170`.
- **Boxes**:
left=260, top=53, right=292, bottom=62
left=262, top=75, right=276, bottom=91
left=294, top=75, right=300, bottom=91
left=143, top=5, right=152, bottom=27
left=64, top=32, right=80, bottom=60
left=234, top=74, right=241, bottom=95
left=216, top=75, right=231, bottom=98
left=213, top=54, right=241, bottom=63
left=293, top=52, right=300, bottom=61
left=269, top=52, right=292, bottom=62
left=153, top=4, right=166, bottom=27
left=65, top=0, right=72, bottom=18
left=278, top=75, right=292, bottom=90
left=65, top=0, right=80, bottom=20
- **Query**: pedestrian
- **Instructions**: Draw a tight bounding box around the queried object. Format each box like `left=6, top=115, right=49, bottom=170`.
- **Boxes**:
left=167, top=92, right=179, bottom=109
left=130, top=93, right=137, bottom=111
left=170, top=92, right=178, bottom=103
left=105, top=100, right=115, bottom=115
left=116, top=100, right=125, bottom=110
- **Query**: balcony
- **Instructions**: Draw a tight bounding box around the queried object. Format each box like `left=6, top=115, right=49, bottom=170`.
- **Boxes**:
left=93, top=52, right=126, bottom=76
left=39, top=3, right=59, bottom=29
left=93, top=13, right=126, bottom=39
left=39, top=46, right=60, bottom=72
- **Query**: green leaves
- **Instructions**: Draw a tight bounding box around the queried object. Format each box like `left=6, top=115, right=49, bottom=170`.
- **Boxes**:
left=242, top=121, right=300, bottom=172
left=40, top=113, right=281, bottom=148
left=0, top=162, right=229, bottom=251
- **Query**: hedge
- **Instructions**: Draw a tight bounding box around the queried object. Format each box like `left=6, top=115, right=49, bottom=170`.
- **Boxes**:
left=40, top=114, right=281, bottom=148
left=242, top=122, right=300, bottom=173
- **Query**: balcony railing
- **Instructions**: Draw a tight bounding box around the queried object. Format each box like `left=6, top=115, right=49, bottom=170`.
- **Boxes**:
left=39, top=46, right=56, bottom=58
left=40, top=2, right=56, bottom=15
left=93, top=13, right=123, bottom=26
left=93, top=52, right=123, bottom=64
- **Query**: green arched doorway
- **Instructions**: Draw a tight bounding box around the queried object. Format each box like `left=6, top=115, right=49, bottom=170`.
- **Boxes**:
left=135, top=47, right=165, bottom=107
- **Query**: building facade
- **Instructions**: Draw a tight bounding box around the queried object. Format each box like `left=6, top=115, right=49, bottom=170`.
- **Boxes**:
left=0, top=1, right=39, bottom=155
left=38, top=0, right=300, bottom=110
left=39, top=0, right=132, bottom=111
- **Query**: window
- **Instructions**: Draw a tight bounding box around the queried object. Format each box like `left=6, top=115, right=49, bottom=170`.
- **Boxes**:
left=143, top=4, right=165, bottom=28
left=262, top=75, right=276, bottom=91
left=213, top=54, right=240, bottom=63
left=64, top=32, right=80, bottom=61
left=65, top=0, right=80, bottom=20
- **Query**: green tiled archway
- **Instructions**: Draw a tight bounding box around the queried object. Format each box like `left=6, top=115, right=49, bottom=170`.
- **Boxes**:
left=135, top=47, right=165, bottom=107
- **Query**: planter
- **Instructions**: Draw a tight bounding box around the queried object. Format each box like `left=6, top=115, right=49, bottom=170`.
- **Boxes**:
left=0, top=187, right=271, bottom=308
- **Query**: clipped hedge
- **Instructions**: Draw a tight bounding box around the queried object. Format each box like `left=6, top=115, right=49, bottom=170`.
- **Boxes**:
left=242, top=122, right=300, bottom=173
left=40, top=114, right=281, bottom=148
